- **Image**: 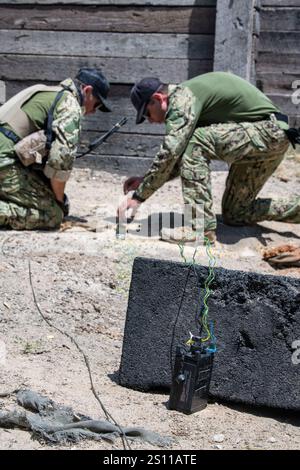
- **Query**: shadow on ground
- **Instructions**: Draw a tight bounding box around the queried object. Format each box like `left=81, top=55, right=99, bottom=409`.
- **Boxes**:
left=216, top=218, right=300, bottom=246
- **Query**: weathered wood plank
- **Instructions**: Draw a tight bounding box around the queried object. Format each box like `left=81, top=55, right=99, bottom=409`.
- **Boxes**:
left=80, top=132, right=162, bottom=158
left=74, top=155, right=154, bottom=176
left=289, top=116, right=300, bottom=127
left=260, top=7, right=300, bottom=32
left=267, top=93, right=300, bottom=116
left=261, top=1, right=300, bottom=6
left=214, top=0, right=256, bottom=81
left=0, top=30, right=215, bottom=59
left=256, top=52, right=300, bottom=73
left=258, top=32, right=300, bottom=54
left=256, top=72, right=300, bottom=93
left=0, top=1, right=217, bottom=6
left=83, top=112, right=165, bottom=135
left=0, top=55, right=213, bottom=84
left=0, top=5, right=216, bottom=34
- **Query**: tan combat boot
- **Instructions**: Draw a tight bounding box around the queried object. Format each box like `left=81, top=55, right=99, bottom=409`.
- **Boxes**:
left=160, top=227, right=216, bottom=244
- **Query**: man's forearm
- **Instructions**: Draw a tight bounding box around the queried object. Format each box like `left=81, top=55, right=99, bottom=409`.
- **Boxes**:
left=135, top=88, right=199, bottom=200
left=51, top=179, right=66, bottom=202
left=167, top=161, right=181, bottom=181
left=134, top=151, right=179, bottom=201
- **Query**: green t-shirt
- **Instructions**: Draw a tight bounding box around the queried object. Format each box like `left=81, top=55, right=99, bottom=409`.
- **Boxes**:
left=21, top=91, right=64, bottom=129
left=0, top=79, right=82, bottom=173
left=21, top=88, right=82, bottom=175
left=0, top=91, right=66, bottom=169
left=182, top=71, right=281, bottom=127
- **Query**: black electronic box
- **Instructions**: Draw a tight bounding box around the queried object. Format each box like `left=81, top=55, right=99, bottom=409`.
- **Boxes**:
left=168, top=346, right=214, bottom=414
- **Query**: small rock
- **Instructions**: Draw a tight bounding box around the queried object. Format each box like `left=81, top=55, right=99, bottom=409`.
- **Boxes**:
left=213, top=444, right=223, bottom=450
left=278, top=176, right=289, bottom=183
left=240, top=246, right=258, bottom=258
left=212, top=434, right=225, bottom=443
left=268, top=437, right=277, bottom=443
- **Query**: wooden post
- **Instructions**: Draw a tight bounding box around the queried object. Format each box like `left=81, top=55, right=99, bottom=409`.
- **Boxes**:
left=214, top=0, right=257, bottom=82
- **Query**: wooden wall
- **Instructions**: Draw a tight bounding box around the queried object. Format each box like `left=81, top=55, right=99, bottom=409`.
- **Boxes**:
left=0, top=0, right=216, bottom=173
left=256, top=0, right=300, bottom=127
left=1, top=0, right=298, bottom=174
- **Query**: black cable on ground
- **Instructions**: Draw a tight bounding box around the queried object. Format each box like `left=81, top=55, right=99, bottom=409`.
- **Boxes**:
left=28, top=259, right=131, bottom=451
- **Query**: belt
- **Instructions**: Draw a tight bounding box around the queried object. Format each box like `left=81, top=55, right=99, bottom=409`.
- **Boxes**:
left=0, top=126, right=20, bottom=144
left=273, top=112, right=289, bottom=124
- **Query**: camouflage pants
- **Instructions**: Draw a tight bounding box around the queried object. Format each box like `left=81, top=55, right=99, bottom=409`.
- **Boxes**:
left=180, top=118, right=298, bottom=231
left=0, top=160, right=63, bottom=230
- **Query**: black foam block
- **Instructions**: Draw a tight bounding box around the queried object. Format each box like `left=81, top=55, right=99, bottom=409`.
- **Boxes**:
left=119, top=257, right=300, bottom=410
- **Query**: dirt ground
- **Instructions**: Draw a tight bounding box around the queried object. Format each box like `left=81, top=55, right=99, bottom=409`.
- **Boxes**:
left=0, top=151, right=300, bottom=451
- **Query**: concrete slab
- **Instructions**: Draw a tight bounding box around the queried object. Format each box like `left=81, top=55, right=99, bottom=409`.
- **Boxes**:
left=119, top=257, right=300, bottom=410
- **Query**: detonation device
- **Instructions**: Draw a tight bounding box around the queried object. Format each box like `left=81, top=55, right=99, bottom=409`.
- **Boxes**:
left=168, top=335, right=214, bottom=414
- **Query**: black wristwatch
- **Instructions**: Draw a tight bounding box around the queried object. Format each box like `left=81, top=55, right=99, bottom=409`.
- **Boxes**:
left=132, top=192, right=145, bottom=203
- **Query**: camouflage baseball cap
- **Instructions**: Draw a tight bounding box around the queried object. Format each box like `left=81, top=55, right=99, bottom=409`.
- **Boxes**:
left=76, top=67, right=111, bottom=112
left=130, top=77, right=163, bottom=124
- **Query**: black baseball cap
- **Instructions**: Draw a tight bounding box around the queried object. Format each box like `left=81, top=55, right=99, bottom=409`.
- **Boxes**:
left=76, top=67, right=111, bottom=112
left=130, top=77, right=163, bottom=124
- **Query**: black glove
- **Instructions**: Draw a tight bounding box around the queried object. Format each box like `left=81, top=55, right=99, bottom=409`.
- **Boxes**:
left=58, top=194, right=70, bottom=217
left=285, top=128, right=300, bottom=149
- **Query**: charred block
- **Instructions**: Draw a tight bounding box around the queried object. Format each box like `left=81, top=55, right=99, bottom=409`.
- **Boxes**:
left=119, top=257, right=300, bottom=410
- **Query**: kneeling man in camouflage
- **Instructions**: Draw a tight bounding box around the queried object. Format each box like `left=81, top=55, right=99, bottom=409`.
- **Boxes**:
left=0, top=67, right=111, bottom=230
left=119, top=72, right=300, bottom=244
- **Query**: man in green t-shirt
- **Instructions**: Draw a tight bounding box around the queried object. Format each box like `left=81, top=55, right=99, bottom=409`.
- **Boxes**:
left=118, top=72, right=299, bottom=243
left=0, top=67, right=111, bottom=230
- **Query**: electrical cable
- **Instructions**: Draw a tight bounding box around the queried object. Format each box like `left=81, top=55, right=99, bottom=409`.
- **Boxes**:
left=196, top=237, right=216, bottom=343
left=177, top=235, right=216, bottom=349
left=28, top=259, right=131, bottom=450
left=169, top=264, right=192, bottom=376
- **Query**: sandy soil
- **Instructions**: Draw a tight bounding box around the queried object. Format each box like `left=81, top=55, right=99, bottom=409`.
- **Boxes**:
left=0, top=152, right=300, bottom=450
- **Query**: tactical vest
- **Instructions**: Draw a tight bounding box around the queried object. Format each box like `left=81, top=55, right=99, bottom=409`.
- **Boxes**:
left=0, top=84, right=63, bottom=138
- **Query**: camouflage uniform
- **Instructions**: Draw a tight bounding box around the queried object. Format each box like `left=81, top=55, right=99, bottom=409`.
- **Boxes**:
left=0, top=78, right=82, bottom=230
left=134, top=78, right=299, bottom=232
left=181, top=118, right=293, bottom=231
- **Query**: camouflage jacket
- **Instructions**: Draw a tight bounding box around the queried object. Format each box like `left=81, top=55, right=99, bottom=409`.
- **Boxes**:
left=134, top=85, right=198, bottom=201
left=0, top=78, right=83, bottom=180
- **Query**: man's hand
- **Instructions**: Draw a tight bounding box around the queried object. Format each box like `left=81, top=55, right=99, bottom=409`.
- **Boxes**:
left=58, top=194, right=70, bottom=217
left=62, top=194, right=70, bottom=217
left=50, top=179, right=69, bottom=216
left=117, top=193, right=141, bottom=223
left=123, top=176, right=144, bottom=195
